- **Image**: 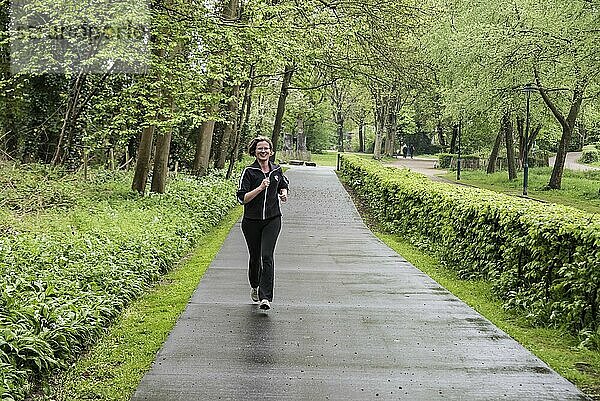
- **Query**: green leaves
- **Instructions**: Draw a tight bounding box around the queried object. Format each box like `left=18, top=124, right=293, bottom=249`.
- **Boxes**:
left=0, top=166, right=239, bottom=399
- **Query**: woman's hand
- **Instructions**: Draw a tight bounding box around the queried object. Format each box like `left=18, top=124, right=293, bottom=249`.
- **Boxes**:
left=260, top=178, right=270, bottom=190
left=278, top=189, right=288, bottom=202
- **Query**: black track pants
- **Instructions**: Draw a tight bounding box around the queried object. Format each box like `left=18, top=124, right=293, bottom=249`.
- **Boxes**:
left=241, top=216, right=281, bottom=302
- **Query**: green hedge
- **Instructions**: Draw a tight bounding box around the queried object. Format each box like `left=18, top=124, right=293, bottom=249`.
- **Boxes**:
left=0, top=171, right=238, bottom=400
left=437, top=153, right=480, bottom=169
left=437, top=153, right=456, bottom=168
left=340, top=154, right=600, bottom=342
left=580, top=148, right=600, bottom=164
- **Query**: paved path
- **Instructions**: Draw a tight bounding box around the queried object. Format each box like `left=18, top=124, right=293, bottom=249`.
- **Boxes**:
left=132, top=166, right=588, bottom=401
left=385, top=157, right=449, bottom=182
left=550, top=152, right=600, bottom=172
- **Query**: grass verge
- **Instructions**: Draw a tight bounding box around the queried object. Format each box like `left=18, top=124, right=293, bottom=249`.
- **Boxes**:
left=340, top=177, right=600, bottom=400
left=33, top=206, right=243, bottom=401
left=441, top=167, right=600, bottom=214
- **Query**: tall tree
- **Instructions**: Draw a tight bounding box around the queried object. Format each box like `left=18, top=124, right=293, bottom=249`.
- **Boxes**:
left=486, top=129, right=503, bottom=174
left=192, top=0, right=239, bottom=176
left=535, top=72, right=585, bottom=189
left=132, top=125, right=155, bottom=194
left=215, top=85, right=240, bottom=169
left=271, top=64, right=294, bottom=161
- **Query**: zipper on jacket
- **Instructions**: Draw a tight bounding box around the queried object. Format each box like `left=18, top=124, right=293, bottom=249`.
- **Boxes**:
left=263, top=171, right=268, bottom=219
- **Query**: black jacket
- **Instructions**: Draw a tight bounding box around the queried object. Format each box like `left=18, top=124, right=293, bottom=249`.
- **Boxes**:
left=237, top=160, right=289, bottom=220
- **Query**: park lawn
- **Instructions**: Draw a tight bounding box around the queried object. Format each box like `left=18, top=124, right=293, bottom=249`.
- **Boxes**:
left=309, top=151, right=339, bottom=167
left=32, top=206, right=244, bottom=401
left=441, top=167, right=600, bottom=214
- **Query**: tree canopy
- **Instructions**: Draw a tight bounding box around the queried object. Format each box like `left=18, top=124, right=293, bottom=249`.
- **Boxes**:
left=0, top=0, right=598, bottom=190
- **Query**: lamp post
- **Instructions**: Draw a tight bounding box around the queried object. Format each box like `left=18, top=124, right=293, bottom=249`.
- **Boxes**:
left=521, top=83, right=536, bottom=196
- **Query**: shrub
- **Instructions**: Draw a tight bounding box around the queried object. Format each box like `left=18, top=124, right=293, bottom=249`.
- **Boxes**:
left=437, top=153, right=480, bottom=170
left=580, top=148, right=600, bottom=164
left=437, top=153, right=455, bottom=168
left=340, top=154, right=600, bottom=341
left=0, top=170, right=239, bottom=400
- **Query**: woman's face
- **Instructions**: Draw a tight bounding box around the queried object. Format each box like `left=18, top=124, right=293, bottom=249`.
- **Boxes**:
left=255, top=141, right=272, bottom=161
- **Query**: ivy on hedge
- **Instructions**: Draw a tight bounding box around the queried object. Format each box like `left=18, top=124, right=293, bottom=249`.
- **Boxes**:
left=339, top=154, right=600, bottom=339
left=0, top=172, right=238, bottom=400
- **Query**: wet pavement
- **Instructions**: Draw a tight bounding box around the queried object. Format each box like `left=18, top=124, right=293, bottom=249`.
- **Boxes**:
left=132, top=166, right=589, bottom=401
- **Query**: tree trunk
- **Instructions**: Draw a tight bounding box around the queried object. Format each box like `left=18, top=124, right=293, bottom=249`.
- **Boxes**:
left=226, top=107, right=244, bottom=179
left=227, top=70, right=254, bottom=179
left=150, top=129, right=172, bottom=193
left=535, top=71, right=584, bottom=190
left=549, top=125, right=576, bottom=189
left=193, top=78, right=223, bottom=176
left=52, top=72, right=86, bottom=166
left=486, top=128, right=503, bottom=174
left=449, top=124, right=458, bottom=154
left=192, top=0, right=238, bottom=174
left=504, top=112, right=517, bottom=181
left=51, top=69, right=113, bottom=166
left=271, top=64, right=294, bottom=161
left=576, top=120, right=587, bottom=151
left=331, top=82, right=346, bottom=152
left=132, top=125, right=155, bottom=194
left=131, top=24, right=163, bottom=194
left=529, top=124, right=541, bottom=153
left=385, top=107, right=397, bottom=157
left=515, top=117, right=542, bottom=167
left=437, top=121, right=446, bottom=149
left=297, top=116, right=306, bottom=151
left=373, top=95, right=385, bottom=159
left=239, top=67, right=255, bottom=155
left=336, top=110, right=344, bottom=152
left=0, top=4, right=16, bottom=160
left=216, top=85, right=240, bottom=169
left=358, top=116, right=365, bottom=153
left=223, top=0, right=239, bottom=19
left=516, top=116, right=524, bottom=167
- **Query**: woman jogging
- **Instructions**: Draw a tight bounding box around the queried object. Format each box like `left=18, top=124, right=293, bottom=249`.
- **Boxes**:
left=236, top=136, right=289, bottom=310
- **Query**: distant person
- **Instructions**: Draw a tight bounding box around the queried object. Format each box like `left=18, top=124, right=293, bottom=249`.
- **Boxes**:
left=410, top=144, right=415, bottom=159
left=236, top=136, right=289, bottom=311
left=402, top=144, right=408, bottom=158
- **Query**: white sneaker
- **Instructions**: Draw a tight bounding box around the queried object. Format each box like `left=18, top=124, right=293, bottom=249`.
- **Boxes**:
left=259, top=299, right=271, bottom=310
left=251, top=287, right=259, bottom=302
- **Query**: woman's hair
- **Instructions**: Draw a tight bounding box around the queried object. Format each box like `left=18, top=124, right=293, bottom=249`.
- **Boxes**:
left=247, top=136, right=273, bottom=156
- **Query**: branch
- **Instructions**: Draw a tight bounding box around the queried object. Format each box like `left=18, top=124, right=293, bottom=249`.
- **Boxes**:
left=253, top=71, right=291, bottom=80
left=288, top=78, right=340, bottom=91
left=534, top=68, right=568, bottom=129
left=70, top=65, right=116, bottom=124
